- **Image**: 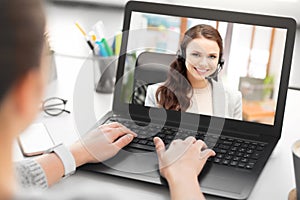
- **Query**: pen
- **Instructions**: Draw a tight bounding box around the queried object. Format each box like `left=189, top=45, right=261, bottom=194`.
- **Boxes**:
left=75, top=21, right=94, bottom=51
left=101, top=38, right=113, bottom=56
left=115, top=32, right=122, bottom=55
left=96, top=41, right=109, bottom=57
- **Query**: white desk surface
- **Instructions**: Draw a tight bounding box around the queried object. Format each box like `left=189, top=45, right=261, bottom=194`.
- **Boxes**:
left=12, top=50, right=300, bottom=200
left=12, top=2, right=300, bottom=199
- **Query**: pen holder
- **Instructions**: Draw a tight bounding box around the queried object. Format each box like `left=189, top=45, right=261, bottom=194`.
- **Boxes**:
left=93, top=55, right=118, bottom=93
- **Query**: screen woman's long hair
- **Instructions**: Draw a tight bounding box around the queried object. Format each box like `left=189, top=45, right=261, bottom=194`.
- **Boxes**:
left=155, top=24, right=223, bottom=111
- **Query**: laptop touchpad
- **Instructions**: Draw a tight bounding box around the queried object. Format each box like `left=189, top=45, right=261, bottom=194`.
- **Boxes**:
left=101, top=149, right=160, bottom=178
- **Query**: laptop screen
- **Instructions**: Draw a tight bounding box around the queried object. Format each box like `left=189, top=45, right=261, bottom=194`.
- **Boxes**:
left=115, top=1, right=295, bottom=133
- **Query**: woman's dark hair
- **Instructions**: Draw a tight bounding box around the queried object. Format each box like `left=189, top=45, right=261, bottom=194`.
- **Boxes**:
left=0, top=0, right=45, bottom=103
left=155, top=24, right=223, bottom=111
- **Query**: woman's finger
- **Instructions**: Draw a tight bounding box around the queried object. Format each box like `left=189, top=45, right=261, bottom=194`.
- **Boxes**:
left=106, top=123, right=137, bottom=137
left=117, top=124, right=137, bottom=137
left=105, top=122, right=122, bottom=128
left=104, top=126, right=136, bottom=141
left=199, top=149, right=216, bottom=160
left=113, top=134, right=134, bottom=149
left=184, top=136, right=196, bottom=144
left=154, top=137, right=166, bottom=160
left=194, top=140, right=207, bottom=151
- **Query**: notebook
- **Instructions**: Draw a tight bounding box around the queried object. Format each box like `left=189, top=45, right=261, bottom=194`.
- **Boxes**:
left=80, top=1, right=296, bottom=199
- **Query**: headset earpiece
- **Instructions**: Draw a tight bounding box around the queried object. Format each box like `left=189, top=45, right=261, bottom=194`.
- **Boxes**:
left=218, top=58, right=225, bottom=69
left=176, top=49, right=182, bottom=58
left=177, top=45, right=185, bottom=60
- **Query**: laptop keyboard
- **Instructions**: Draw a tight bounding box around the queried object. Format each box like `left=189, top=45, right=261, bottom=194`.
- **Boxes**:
left=105, top=117, right=267, bottom=170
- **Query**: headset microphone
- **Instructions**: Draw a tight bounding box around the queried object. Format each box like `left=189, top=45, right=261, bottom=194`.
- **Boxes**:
left=205, top=59, right=224, bottom=80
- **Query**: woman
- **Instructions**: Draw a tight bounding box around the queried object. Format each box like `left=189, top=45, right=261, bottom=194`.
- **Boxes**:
left=0, top=1, right=214, bottom=199
left=145, top=24, right=242, bottom=120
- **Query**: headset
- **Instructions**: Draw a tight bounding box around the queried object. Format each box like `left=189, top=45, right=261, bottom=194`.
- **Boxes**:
left=177, top=45, right=225, bottom=81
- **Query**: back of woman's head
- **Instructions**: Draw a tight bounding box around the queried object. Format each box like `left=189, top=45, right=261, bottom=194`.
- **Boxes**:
left=0, top=0, right=45, bottom=103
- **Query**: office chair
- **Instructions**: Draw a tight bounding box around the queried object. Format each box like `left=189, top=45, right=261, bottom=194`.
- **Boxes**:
left=132, top=51, right=176, bottom=105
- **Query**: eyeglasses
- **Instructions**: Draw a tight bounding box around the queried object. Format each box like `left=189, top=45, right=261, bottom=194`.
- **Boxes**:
left=42, top=97, right=71, bottom=116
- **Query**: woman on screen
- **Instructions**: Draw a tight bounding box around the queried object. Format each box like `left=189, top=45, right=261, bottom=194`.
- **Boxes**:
left=145, top=24, right=242, bottom=120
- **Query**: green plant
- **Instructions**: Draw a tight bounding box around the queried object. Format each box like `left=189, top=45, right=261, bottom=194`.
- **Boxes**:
left=263, top=75, right=274, bottom=99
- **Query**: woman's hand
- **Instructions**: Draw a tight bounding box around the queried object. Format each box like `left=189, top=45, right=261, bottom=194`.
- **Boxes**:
left=70, top=122, right=137, bottom=167
left=154, top=136, right=215, bottom=200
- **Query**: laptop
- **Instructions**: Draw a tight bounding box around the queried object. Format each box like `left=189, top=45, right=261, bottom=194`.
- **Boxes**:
left=80, top=1, right=296, bottom=199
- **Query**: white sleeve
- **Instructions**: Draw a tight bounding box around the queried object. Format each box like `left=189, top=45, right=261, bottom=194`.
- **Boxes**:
left=145, top=84, right=159, bottom=108
left=233, top=91, right=243, bottom=120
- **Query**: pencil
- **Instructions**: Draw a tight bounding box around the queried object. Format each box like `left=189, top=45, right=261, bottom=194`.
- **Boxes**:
left=75, top=21, right=94, bottom=51
left=75, top=22, right=87, bottom=36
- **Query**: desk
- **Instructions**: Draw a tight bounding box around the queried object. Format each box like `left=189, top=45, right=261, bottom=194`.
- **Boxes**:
left=13, top=53, right=300, bottom=200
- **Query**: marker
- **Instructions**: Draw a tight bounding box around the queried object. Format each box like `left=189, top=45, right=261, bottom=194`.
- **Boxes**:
left=115, top=32, right=122, bottom=55
left=94, top=41, right=101, bottom=56
left=96, top=41, right=109, bottom=57
left=101, top=38, right=113, bottom=56
left=75, top=21, right=94, bottom=51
